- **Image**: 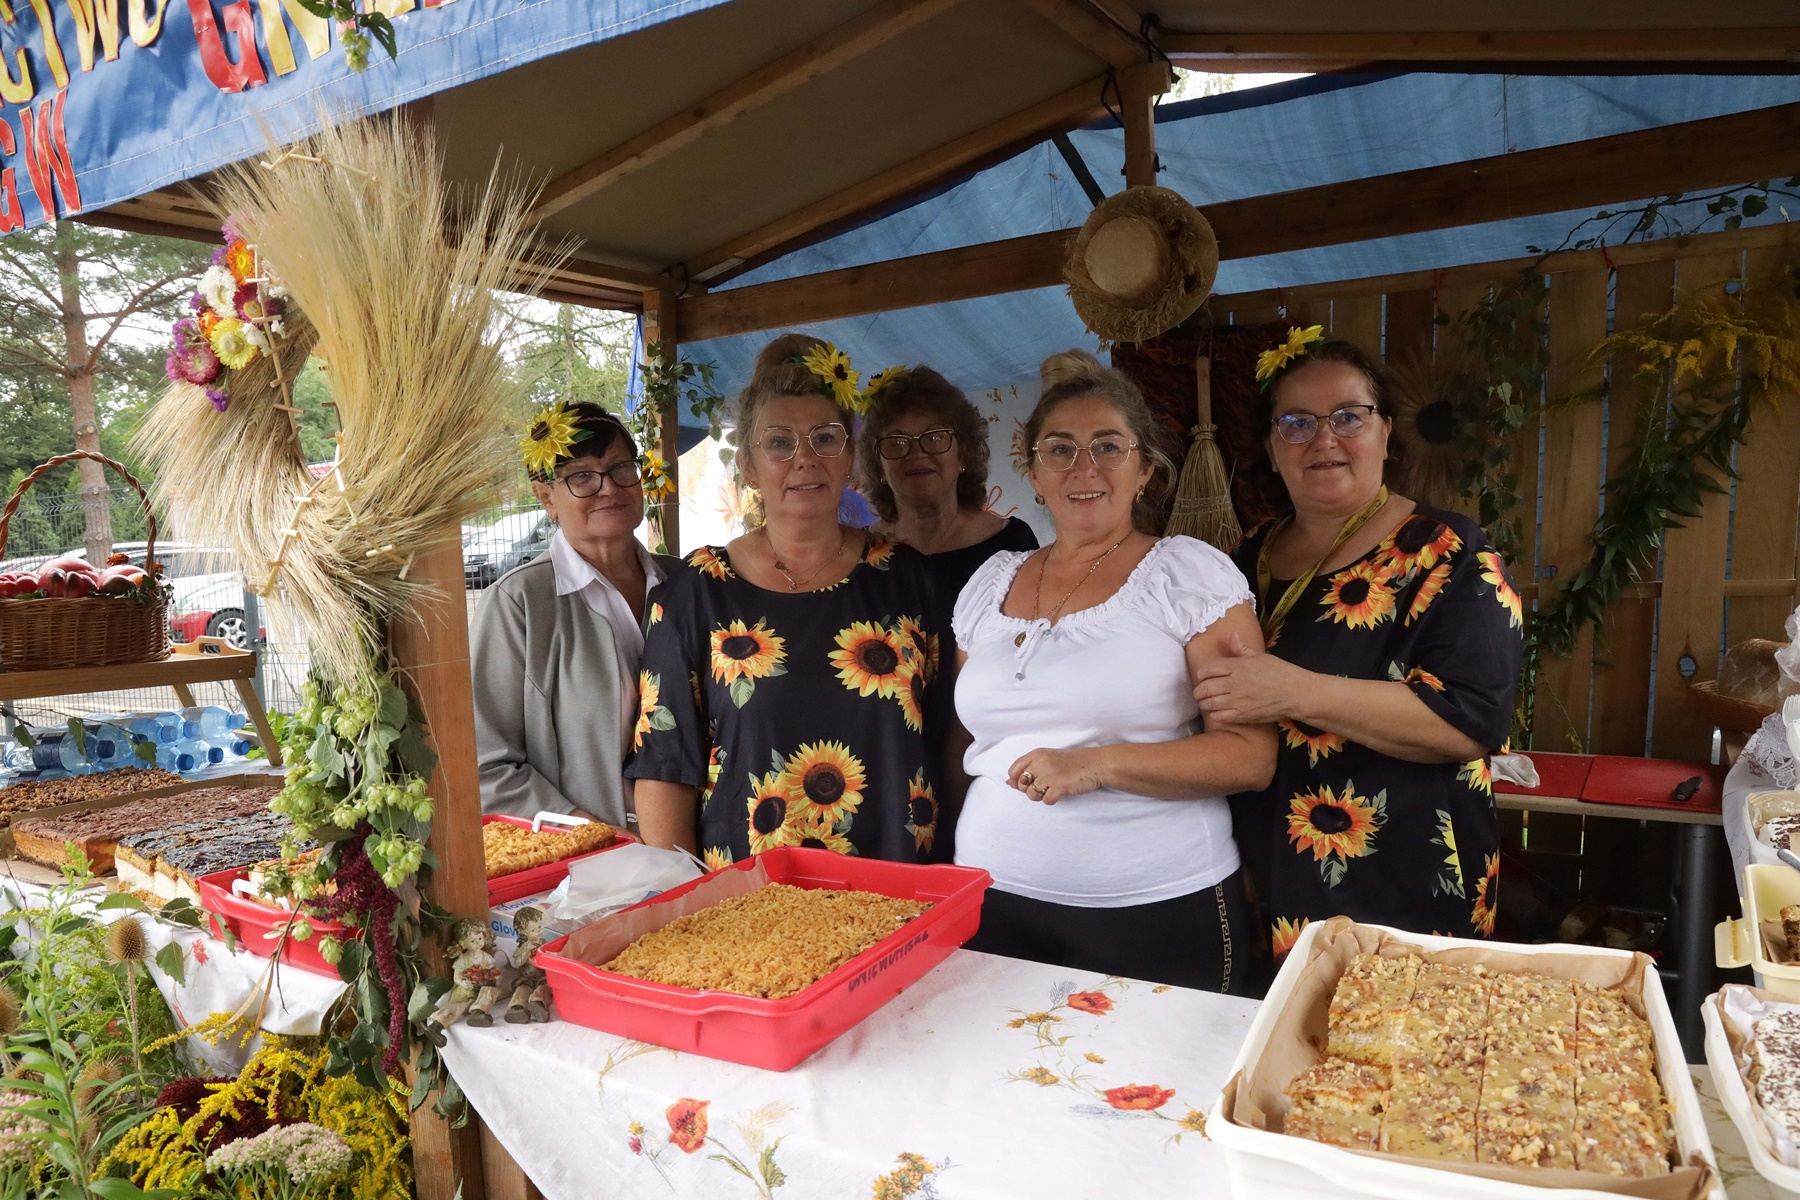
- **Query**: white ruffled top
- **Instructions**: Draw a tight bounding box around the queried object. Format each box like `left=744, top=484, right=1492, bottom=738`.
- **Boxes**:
left=951, top=536, right=1255, bottom=907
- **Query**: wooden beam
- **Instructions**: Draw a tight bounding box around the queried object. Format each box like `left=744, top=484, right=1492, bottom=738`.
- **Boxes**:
left=530, top=0, right=961, bottom=221
left=1019, top=0, right=1144, bottom=68
left=1118, top=60, right=1170, bottom=187
left=681, top=101, right=1800, bottom=341
left=1161, top=28, right=1800, bottom=70
left=394, top=537, right=489, bottom=1200
left=644, top=289, right=681, bottom=555
left=1208, top=223, right=1800, bottom=313
left=685, top=75, right=1113, bottom=281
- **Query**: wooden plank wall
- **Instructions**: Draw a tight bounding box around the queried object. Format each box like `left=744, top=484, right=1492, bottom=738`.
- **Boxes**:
left=1220, top=225, right=1800, bottom=767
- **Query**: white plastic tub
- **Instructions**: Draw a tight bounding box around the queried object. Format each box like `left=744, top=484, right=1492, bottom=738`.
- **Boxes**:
left=1716, top=863, right=1800, bottom=1001
left=1700, top=986, right=1800, bottom=1199
left=1206, top=920, right=1721, bottom=1200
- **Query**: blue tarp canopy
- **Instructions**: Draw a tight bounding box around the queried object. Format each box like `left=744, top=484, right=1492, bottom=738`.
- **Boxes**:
left=689, top=71, right=1800, bottom=406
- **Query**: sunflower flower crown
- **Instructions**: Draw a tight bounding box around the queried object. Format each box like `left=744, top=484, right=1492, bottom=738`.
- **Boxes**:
left=520, top=401, right=581, bottom=477
left=793, top=343, right=905, bottom=415
left=1254, top=324, right=1326, bottom=389
left=166, top=219, right=291, bottom=413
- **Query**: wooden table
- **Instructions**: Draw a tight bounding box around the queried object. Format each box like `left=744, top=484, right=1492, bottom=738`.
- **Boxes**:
left=0, top=639, right=282, bottom=767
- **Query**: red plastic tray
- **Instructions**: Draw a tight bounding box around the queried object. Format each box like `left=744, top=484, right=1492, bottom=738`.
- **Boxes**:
left=1494, top=751, right=1593, bottom=800
left=483, top=813, right=636, bottom=904
left=1580, top=755, right=1725, bottom=814
left=537, top=847, right=991, bottom=1071
left=197, top=867, right=350, bottom=979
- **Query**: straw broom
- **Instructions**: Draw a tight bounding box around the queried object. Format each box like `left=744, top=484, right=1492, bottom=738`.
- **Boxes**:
left=1163, top=352, right=1242, bottom=551
left=136, top=113, right=564, bottom=686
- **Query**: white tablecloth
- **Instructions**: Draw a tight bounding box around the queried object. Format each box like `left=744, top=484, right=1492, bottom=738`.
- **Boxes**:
left=442, top=949, right=1256, bottom=1200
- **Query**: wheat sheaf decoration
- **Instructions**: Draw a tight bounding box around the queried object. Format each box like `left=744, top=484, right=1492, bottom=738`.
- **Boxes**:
left=136, top=114, right=563, bottom=685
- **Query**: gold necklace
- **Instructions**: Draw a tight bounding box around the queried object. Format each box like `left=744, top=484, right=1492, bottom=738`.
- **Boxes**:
left=1016, top=534, right=1131, bottom=647
left=763, top=526, right=851, bottom=591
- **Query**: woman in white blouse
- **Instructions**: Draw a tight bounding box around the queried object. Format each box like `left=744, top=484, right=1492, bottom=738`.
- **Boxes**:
left=952, top=351, right=1275, bottom=993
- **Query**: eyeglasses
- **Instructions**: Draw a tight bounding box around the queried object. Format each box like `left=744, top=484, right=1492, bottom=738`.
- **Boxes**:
left=760, top=422, right=849, bottom=462
left=1032, top=434, right=1138, bottom=471
left=1272, top=404, right=1381, bottom=445
left=877, top=426, right=956, bottom=460
left=556, top=460, right=643, bottom=497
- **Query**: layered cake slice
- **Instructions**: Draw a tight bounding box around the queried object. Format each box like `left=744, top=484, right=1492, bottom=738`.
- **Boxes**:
left=1381, top=963, right=1489, bottom=1163
left=1751, top=1011, right=1800, bottom=1143
left=1325, top=953, right=1421, bottom=1067
left=1477, top=973, right=1577, bottom=1169
left=115, top=808, right=292, bottom=903
left=1283, top=1058, right=1388, bottom=1150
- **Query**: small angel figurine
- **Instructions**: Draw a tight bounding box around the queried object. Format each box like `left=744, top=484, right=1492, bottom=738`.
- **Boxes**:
left=428, top=917, right=504, bottom=1035
left=504, top=905, right=552, bottom=1024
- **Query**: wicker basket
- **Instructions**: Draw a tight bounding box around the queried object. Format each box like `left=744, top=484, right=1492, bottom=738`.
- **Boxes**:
left=0, top=450, right=170, bottom=671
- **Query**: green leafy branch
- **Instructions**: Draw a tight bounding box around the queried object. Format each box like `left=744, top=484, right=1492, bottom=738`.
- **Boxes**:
left=293, top=0, right=398, bottom=72
left=632, top=341, right=727, bottom=460
left=1527, top=178, right=1800, bottom=259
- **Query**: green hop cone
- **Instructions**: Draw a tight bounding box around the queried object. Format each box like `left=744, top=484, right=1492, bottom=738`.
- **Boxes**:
left=291, top=917, right=314, bottom=942
left=319, top=936, right=343, bottom=966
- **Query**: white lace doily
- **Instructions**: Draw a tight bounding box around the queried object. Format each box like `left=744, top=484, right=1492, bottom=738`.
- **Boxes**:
left=1746, top=710, right=1798, bottom=790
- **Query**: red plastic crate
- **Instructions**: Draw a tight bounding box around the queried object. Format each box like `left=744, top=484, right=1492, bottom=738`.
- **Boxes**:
left=537, top=847, right=991, bottom=1071
left=197, top=867, right=350, bottom=979
left=483, top=813, right=636, bottom=904
left=1494, top=751, right=1593, bottom=800
left=1581, top=755, right=1725, bottom=814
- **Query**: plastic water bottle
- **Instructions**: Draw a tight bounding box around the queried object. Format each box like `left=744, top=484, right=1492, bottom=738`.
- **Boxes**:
left=28, top=732, right=98, bottom=774
left=86, top=724, right=135, bottom=768
left=191, top=741, right=227, bottom=767
left=180, top=707, right=244, bottom=740
left=155, top=742, right=202, bottom=773
left=96, top=712, right=183, bottom=745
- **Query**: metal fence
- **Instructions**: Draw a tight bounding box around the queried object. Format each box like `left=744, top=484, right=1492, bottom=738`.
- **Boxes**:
left=1, top=484, right=544, bottom=731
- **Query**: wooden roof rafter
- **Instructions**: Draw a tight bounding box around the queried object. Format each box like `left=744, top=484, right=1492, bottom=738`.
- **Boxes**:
left=1019, top=0, right=1148, bottom=69
left=529, top=0, right=967, bottom=223
left=678, top=68, right=1152, bottom=285
left=1160, top=27, right=1800, bottom=72
left=680, top=99, right=1800, bottom=340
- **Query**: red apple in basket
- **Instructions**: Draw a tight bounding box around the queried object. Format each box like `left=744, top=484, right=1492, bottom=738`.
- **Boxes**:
left=0, top=574, right=26, bottom=598
left=43, top=553, right=100, bottom=580
left=35, top=566, right=70, bottom=597
left=97, top=564, right=146, bottom=595
left=64, top=572, right=96, bottom=598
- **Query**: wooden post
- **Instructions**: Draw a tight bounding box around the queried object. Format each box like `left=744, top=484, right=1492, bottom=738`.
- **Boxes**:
left=643, top=288, right=681, bottom=555
left=392, top=536, right=489, bottom=1200
left=1117, top=62, right=1171, bottom=189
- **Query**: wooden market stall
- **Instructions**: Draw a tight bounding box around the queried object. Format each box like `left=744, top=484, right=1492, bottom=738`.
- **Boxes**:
left=5, top=1, right=1800, bottom=1195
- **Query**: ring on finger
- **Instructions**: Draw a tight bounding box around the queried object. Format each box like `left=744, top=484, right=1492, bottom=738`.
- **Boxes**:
left=1019, top=771, right=1035, bottom=788
left=1031, top=784, right=1047, bottom=798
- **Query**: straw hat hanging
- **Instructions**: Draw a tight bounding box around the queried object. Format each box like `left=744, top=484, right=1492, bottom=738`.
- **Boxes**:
left=1163, top=330, right=1242, bottom=551
left=1063, top=186, right=1219, bottom=345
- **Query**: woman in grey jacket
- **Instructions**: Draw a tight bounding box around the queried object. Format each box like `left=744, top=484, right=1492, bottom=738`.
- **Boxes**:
left=472, top=403, right=678, bottom=830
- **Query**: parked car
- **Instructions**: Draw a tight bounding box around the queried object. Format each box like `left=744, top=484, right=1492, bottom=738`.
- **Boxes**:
left=464, top=512, right=550, bottom=586
left=495, top=515, right=553, bottom=578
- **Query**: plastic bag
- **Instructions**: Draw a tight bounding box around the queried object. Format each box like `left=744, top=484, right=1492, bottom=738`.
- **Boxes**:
left=545, top=841, right=705, bottom=928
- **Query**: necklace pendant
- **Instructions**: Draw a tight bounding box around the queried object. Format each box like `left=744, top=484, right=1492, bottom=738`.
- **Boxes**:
left=1013, top=631, right=1027, bottom=648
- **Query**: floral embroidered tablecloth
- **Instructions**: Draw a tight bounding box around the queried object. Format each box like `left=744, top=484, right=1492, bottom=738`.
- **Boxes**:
left=441, top=948, right=1257, bottom=1199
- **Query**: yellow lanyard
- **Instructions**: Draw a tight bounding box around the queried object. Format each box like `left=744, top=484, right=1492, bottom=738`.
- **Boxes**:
left=1256, top=487, right=1390, bottom=639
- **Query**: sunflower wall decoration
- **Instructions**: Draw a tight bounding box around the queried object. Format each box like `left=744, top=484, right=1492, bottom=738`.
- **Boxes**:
left=1386, top=335, right=1484, bottom=507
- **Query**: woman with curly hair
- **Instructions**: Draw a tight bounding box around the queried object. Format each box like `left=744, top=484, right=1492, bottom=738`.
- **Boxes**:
left=857, top=366, right=1036, bottom=599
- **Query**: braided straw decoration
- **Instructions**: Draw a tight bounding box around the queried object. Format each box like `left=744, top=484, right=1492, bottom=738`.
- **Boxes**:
left=0, top=450, right=169, bottom=670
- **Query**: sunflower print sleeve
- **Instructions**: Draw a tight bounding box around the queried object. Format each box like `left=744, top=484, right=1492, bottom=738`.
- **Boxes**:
left=623, top=574, right=709, bottom=788
left=1384, top=517, right=1523, bottom=752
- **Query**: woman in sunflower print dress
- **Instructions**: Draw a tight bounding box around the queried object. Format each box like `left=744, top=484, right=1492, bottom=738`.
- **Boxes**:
left=629, top=333, right=954, bottom=865
left=1193, top=336, right=1524, bottom=961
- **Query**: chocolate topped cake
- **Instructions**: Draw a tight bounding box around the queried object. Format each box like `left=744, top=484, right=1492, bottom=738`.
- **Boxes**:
left=11, top=781, right=278, bottom=872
